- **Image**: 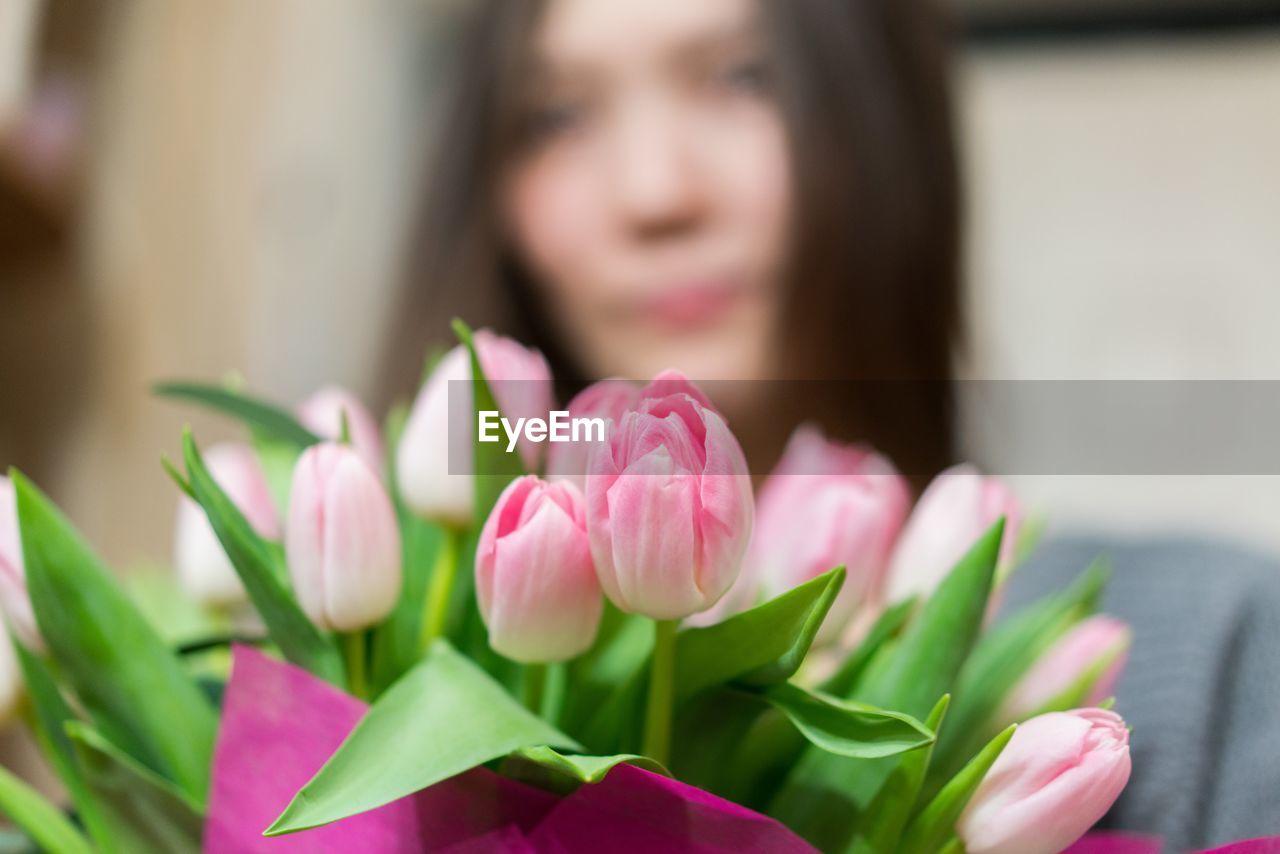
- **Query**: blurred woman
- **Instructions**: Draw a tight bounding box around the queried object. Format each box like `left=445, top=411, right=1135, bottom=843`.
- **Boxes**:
left=390, top=0, right=960, bottom=484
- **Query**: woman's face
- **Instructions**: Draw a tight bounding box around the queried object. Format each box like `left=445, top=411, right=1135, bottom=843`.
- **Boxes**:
left=501, top=0, right=792, bottom=382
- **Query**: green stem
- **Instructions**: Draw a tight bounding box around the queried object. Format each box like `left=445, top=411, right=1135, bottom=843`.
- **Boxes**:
left=342, top=631, right=368, bottom=700
left=420, top=526, right=460, bottom=651
left=523, top=664, right=547, bottom=715
left=643, top=619, right=679, bottom=765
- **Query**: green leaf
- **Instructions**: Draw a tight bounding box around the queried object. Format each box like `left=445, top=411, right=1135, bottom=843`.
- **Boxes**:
left=447, top=320, right=528, bottom=676
left=769, top=519, right=1005, bottom=852
left=12, top=472, right=217, bottom=807
left=501, top=746, right=667, bottom=795
left=562, top=604, right=653, bottom=737
left=899, top=724, right=1016, bottom=854
left=927, top=561, right=1107, bottom=788
left=859, top=519, right=1006, bottom=716
left=11, top=640, right=112, bottom=849
left=181, top=433, right=346, bottom=687
left=819, top=596, right=916, bottom=698
left=0, top=763, right=92, bottom=854
left=154, top=381, right=321, bottom=447
left=65, top=723, right=204, bottom=854
left=763, top=682, right=933, bottom=760
left=266, top=640, right=580, bottom=835
left=674, top=567, right=846, bottom=702
left=452, top=318, right=525, bottom=523
left=849, top=694, right=951, bottom=854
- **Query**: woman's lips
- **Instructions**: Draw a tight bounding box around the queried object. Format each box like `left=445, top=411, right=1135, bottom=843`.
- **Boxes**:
left=641, top=281, right=744, bottom=331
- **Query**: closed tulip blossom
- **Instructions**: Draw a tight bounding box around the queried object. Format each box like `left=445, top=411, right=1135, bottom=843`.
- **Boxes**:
left=585, top=371, right=753, bottom=621
left=297, top=385, right=385, bottom=474
left=546, top=379, right=642, bottom=490
left=1000, top=616, right=1132, bottom=723
left=713, top=426, right=909, bottom=639
left=174, top=444, right=281, bottom=608
left=286, top=443, right=401, bottom=632
left=958, top=708, right=1132, bottom=854
left=0, top=476, right=41, bottom=651
left=476, top=476, right=602, bottom=663
left=396, top=330, right=553, bottom=526
left=884, top=464, right=1022, bottom=604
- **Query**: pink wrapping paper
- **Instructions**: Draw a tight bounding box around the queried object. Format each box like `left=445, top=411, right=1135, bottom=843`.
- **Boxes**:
left=1067, top=832, right=1163, bottom=853
left=1200, top=840, right=1280, bottom=854
left=206, top=645, right=814, bottom=852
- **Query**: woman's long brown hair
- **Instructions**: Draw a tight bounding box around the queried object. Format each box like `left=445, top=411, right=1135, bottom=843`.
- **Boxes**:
left=385, top=0, right=962, bottom=484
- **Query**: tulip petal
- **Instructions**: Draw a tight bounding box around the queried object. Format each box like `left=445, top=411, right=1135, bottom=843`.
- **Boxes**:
left=606, top=451, right=702, bottom=620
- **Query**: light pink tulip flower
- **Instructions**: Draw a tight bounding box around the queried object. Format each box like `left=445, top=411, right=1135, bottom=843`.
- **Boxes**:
left=0, top=476, right=41, bottom=650
left=691, top=426, right=909, bottom=636
left=884, top=464, right=1021, bottom=604
left=396, top=331, right=553, bottom=526
left=476, top=476, right=602, bottom=662
left=286, top=443, right=401, bottom=632
left=174, top=444, right=281, bottom=608
left=958, top=708, right=1132, bottom=854
left=297, top=385, right=385, bottom=474
left=751, top=428, right=910, bottom=639
left=1000, top=615, right=1132, bottom=723
left=546, top=379, right=642, bottom=490
left=585, top=372, right=753, bottom=621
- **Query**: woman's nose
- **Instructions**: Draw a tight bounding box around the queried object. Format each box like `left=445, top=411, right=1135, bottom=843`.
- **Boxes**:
left=605, top=98, right=706, bottom=239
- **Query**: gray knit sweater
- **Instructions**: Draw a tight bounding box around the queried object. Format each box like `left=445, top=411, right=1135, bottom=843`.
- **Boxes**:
left=1004, top=535, right=1280, bottom=853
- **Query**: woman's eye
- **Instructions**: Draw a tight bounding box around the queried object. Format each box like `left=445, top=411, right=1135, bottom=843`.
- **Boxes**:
left=523, top=102, right=586, bottom=145
left=718, top=59, right=770, bottom=95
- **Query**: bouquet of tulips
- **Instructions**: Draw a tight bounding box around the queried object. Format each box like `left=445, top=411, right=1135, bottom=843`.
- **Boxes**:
left=0, top=320, right=1143, bottom=854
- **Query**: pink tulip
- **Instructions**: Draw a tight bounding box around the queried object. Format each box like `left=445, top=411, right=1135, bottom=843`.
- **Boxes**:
left=0, top=476, right=41, bottom=651
left=585, top=372, right=753, bottom=620
left=297, top=385, right=385, bottom=474
left=884, top=464, right=1022, bottom=604
left=476, top=476, right=602, bottom=662
left=396, top=331, right=554, bottom=526
left=959, top=708, right=1132, bottom=854
left=743, top=427, right=910, bottom=640
left=286, top=443, right=401, bottom=632
left=1000, top=616, right=1132, bottom=723
left=174, top=444, right=281, bottom=607
left=546, top=380, right=642, bottom=490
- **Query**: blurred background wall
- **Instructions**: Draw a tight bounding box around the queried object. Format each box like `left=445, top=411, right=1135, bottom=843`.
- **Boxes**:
left=957, top=11, right=1280, bottom=554
left=0, top=0, right=1277, bottom=568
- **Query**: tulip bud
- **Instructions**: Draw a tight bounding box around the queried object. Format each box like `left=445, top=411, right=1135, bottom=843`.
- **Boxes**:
left=476, top=475, right=602, bottom=662
left=958, top=708, right=1132, bottom=854
left=884, top=464, right=1022, bottom=604
left=297, top=385, right=385, bottom=474
left=174, top=444, right=280, bottom=607
left=741, top=427, right=910, bottom=640
left=285, top=443, right=401, bottom=632
left=999, top=616, right=1132, bottom=723
left=586, top=372, right=753, bottom=620
left=0, top=476, right=41, bottom=650
left=396, top=331, right=554, bottom=526
left=546, top=379, right=641, bottom=490
left=0, top=631, right=20, bottom=726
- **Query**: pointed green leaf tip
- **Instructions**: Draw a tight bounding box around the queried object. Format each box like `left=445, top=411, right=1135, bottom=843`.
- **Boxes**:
left=674, top=566, right=845, bottom=702
left=265, top=641, right=579, bottom=836
left=11, top=471, right=217, bottom=807
left=180, top=430, right=346, bottom=687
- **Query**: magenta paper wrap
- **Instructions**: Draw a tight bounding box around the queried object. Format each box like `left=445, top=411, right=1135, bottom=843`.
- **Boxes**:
left=1067, top=832, right=1163, bottom=854
left=205, top=645, right=814, bottom=852
left=1199, top=840, right=1280, bottom=853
